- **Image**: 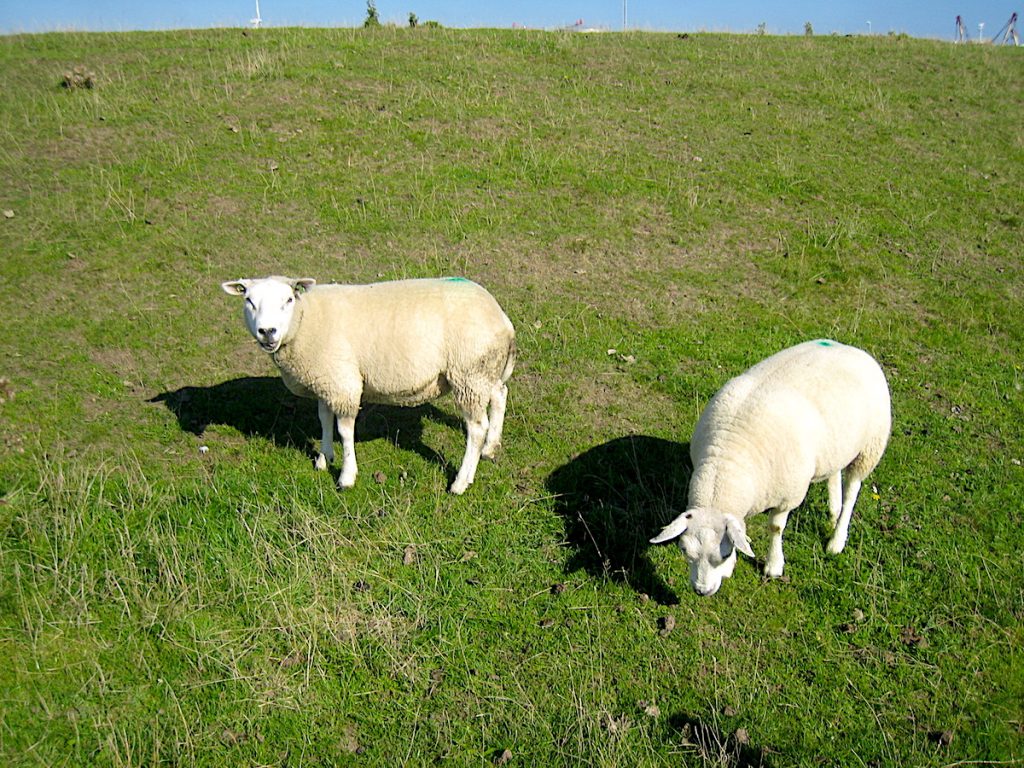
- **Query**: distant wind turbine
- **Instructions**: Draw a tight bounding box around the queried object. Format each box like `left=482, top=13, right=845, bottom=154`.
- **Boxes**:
left=251, top=0, right=262, bottom=28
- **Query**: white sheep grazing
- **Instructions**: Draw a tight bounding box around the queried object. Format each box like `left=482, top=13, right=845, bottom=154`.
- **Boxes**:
left=222, top=275, right=516, bottom=494
left=650, top=339, right=891, bottom=596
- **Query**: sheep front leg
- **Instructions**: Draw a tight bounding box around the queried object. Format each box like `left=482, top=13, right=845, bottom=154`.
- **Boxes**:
left=337, top=413, right=358, bottom=489
left=451, top=410, right=488, bottom=495
left=764, top=507, right=792, bottom=578
left=314, top=399, right=335, bottom=471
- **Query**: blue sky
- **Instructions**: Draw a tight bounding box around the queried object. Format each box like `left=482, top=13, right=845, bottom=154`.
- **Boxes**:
left=0, top=0, right=1018, bottom=41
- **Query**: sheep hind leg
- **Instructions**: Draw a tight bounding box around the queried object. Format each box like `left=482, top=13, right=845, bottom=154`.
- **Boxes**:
left=314, top=399, right=335, bottom=471
left=336, top=413, right=358, bottom=489
left=827, top=471, right=863, bottom=555
left=826, top=472, right=842, bottom=528
left=451, top=407, right=489, bottom=495
left=480, top=382, right=508, bottom=461
left=829, top=442, right=885, bottom=554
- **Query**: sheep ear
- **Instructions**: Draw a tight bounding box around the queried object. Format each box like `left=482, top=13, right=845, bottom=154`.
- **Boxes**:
left=650, top=512, right=690, bottom=544
left=292, top=278, right=316, bottom=294
left=724, top=516, right=754, bottom=558
left=222, top=280, right=250, bottom=296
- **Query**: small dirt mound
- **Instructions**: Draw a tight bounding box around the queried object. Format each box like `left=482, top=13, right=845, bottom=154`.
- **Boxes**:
left=61, top=66, right=96, bottom=89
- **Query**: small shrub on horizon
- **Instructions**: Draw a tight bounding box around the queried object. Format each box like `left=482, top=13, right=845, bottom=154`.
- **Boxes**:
left=364, top=0, right=380, bottom=28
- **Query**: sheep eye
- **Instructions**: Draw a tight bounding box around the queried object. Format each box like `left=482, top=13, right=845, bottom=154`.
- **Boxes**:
left=286, top=297, right=294, bottom=305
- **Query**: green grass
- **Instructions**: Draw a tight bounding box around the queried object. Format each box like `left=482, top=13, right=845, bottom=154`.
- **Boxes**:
left=1, top=26, right=1022, bottom=766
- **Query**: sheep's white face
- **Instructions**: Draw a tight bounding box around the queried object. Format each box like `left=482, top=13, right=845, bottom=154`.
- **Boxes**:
left=650, top=508, right=753, bottom=597
left=221, top=277, right=315, bottom=354
left=678, top=519, right=738, bottom=596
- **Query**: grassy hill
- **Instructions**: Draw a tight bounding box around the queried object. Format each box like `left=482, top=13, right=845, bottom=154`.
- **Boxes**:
left=0, top=26, right=1021, bottom=766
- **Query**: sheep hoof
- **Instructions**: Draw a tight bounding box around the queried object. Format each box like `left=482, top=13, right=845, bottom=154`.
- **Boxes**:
left=826, top=539, right=846, bottom=555
left=764, top=562, right=785, bottom=579
left=315, top=454, right=328, bottom=471
left=337, top=474, right=356, bottom=490
left=481, top=445, right=500, bottom=461
left=449, top=480, right=469, bottom=495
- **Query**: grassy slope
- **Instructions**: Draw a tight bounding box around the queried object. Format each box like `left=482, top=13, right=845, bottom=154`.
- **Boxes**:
left=0, top=27, right=1022, bottom=767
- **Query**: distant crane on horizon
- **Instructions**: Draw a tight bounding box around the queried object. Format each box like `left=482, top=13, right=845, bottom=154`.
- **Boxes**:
left=956, top=13, right=1018, bottom=45
left=251, top=0, right=262, bottom=28
left=995, top=12, right=1019, bottom=44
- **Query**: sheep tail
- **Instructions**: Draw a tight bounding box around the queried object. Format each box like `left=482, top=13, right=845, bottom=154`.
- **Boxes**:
left=500, top=337, right=517, bottom=384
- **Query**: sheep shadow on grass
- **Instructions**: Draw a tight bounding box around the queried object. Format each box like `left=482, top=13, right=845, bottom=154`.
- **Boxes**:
left=546, top=435, right=691, bottom=606
left=665, top=712, right=774, bottom=768
left=149, top=376, right=464, bottom=475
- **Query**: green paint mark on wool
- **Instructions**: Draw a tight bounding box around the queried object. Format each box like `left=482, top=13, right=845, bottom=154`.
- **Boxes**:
left=817, top=340, right=834, bottom=346
left=443, top=276, right=471, bottom=283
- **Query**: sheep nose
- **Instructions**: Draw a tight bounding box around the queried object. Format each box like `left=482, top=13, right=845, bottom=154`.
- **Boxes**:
left=258, top=327, right=276, bottom=339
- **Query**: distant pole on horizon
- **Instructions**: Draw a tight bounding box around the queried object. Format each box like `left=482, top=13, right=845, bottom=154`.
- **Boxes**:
left=978, top=21, right=985, bottom=42
left=251, top=0, right=262, bottom=28
left=623, top=0, right=627, bottom=30
left=866, top=20, right=872, bottom=35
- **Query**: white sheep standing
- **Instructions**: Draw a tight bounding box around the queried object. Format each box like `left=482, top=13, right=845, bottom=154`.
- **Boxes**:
left=222, top=275, right=516, bottom=494
left=650, top=339, right=891, bottom=596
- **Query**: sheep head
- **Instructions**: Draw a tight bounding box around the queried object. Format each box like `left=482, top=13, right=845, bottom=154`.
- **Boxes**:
left=222, top=276, right=316, bottom=354
left=650, top=508, right=754, bottom=596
